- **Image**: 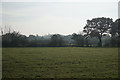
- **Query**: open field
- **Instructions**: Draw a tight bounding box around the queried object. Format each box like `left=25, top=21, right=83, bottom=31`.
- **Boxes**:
left=2, top=47, right=118, bottom=78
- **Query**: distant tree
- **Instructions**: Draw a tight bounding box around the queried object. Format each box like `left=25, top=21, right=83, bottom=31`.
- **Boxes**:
left=2, top=31, right=21, bottom=47
left=110, top=18, right=120, bottom=47
left=28, top=35, right=36, bottom=41
left=110, top=18, right=120, bottom=37
left=28, top=35, right=39, bottom=46
left=63, top=35, right=74, bottom=46
left=1, top=26, right=29, bottom=47
left=50, top=34, right=64, bottom=46
left=71, top=33, right=84, bottom=47
left=18, top=35, right=28, bottom=46
left=83, top=17, right=113, bottom=47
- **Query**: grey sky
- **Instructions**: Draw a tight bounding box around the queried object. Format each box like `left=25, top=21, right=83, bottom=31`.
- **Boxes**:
left=1, top=0, right=118, bottom=36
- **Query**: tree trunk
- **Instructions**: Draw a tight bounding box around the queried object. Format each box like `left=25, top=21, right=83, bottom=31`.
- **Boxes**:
left=98, top=37, right=102, bottom=47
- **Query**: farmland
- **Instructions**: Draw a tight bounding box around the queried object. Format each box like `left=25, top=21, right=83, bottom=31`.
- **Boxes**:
left=2, top=47, right=118, bottom=78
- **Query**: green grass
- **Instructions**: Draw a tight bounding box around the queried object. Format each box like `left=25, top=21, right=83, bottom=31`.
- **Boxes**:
left=2, top=47, right=118, bottom=78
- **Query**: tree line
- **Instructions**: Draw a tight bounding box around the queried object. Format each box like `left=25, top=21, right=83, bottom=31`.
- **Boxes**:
left=1, top=17, right=120, bottom=47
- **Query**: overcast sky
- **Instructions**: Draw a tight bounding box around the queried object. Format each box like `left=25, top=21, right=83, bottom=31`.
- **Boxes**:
left=1, top=0, right=119, bottom=36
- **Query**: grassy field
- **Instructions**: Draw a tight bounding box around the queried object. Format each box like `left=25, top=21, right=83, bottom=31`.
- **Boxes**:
left=2, top=47, right=118, bottom=78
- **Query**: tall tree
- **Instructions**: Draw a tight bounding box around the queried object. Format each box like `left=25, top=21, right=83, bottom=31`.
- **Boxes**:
left=83, top=17, right=113, bottom=47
